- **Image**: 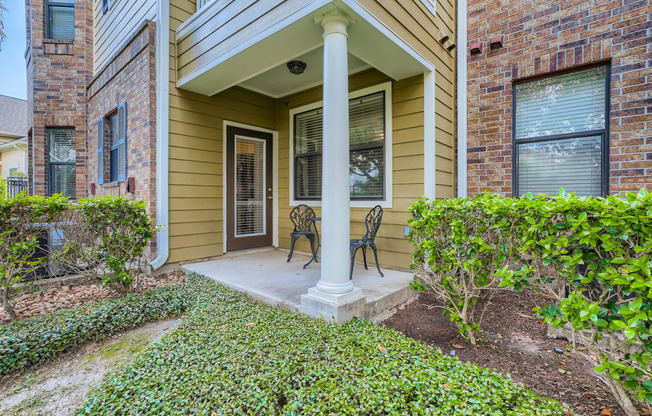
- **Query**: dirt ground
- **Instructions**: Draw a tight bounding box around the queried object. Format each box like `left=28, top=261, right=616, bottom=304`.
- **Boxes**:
left=383, top=290, right=648, bottom=416
left=0, top=318, right=181, bottom=416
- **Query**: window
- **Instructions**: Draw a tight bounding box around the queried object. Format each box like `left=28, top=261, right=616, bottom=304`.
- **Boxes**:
left=8, top=165, right=19, bottom=177
left=46, top=0, right=75, bottom=41
left=291, top=83, right=392, bottom=206
left=47, top=128, right=76, bottom=198
left=513, top=65, right=609, bottom=197
left=97, top=103, right=127, bottom=184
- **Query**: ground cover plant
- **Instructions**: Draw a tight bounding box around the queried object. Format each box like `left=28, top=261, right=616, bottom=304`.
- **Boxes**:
left=408, top=190, right=652, bottom=416
left=0, top=279, right=197, bottom=375
left=77, top=275, right=567, bottom=416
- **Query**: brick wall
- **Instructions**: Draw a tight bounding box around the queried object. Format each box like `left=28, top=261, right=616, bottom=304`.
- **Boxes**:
left=86, top=22, right=158, bottom=224
left=26, top=0, right=93, bottom=199
left=466, top=0, right=652, bottom=197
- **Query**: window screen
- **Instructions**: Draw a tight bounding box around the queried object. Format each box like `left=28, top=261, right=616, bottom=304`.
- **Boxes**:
left=47, top=0, right=75, bottom=41
left=294, top=91, right=386, bottom=200
left=48, top=128, right=76, bottom=198
left=514, top=65, right=608, bottom=197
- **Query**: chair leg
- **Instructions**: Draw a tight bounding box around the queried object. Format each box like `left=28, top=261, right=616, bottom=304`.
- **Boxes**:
left=349, top=246, right=359, bottom=280
left=371, top=243, right=384, bottom=277
left=362, top=246, right=368, bottom=270
left=287, top=236, right=297, bottom=262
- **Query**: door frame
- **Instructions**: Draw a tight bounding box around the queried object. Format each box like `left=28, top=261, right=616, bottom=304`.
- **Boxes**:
left=223, top=121, right=278, bottom=253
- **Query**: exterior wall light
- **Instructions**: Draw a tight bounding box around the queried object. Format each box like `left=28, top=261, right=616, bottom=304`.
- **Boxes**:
left=287, top=60, right=307, bottom=75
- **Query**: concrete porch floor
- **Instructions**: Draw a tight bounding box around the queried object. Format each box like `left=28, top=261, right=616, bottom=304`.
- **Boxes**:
left=181, top=248, right=416, bottom=322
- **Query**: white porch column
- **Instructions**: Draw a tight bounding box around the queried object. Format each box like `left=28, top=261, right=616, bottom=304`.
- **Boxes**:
left=301, top=10, right=364, bottom=322
left=316, top=13, right=354, bottom=294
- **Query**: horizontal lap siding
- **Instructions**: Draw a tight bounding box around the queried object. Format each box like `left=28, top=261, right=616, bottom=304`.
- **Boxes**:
left=278, top=70, right=423, bottom=270
left=357, top=0, right=456, bottom=199
left=93, top=0, right=157, bottom=74
left=176, top=0, right=314, bottom=81
left=169, top=0, right=277, bottom=263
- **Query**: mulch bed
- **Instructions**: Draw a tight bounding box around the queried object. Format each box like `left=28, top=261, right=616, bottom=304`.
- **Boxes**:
left=1, top=270, right=186, bottom=323
left=383, top=290, right=648, bottom=416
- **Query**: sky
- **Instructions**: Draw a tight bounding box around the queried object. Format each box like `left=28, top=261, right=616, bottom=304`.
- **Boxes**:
left=0, top=0, right=27, bottom=100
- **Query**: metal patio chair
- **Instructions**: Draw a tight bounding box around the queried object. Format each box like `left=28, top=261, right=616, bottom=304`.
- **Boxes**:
left=350, top=205, right=384, bottom=279
left=287, top=204, right=319, bottom=266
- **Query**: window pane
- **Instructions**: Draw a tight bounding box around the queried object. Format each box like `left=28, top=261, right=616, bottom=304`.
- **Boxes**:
left=110, top=148, right=119, bottom=182
left=293, top=90, right=386, bottom=200
left=49, top=129, right=75, bottom=163
left=515, top=66, right=606, bottom=139
left=235, top=137, right=265, bottom=236
left=48, top=5, right=75, bottom=41
left=295, top=155, right=322, bottom=199
left=109, top=113, right=119, bottom=148
left=350, top=146, right=384, bottom=198
left=50, top=164, right=76, bottom=198
left=517, top=136, right=602, bottom=197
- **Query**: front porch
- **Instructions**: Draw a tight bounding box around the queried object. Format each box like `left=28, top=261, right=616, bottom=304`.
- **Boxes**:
left=180, top=248, right=416, bottom=322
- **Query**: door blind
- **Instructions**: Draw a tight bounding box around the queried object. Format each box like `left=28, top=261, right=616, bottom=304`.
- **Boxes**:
left=235, top=137, right=265, bottom=237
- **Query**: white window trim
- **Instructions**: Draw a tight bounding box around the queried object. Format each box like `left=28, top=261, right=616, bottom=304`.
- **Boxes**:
left=289, top=81, right=393, bottom=209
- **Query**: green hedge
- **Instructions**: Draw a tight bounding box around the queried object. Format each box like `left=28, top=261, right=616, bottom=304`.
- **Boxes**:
left=0, top=277, right=205, bottom=375
left=77, top=276, right=566, bottom=415
left=408, top=189, right=652, bottom=406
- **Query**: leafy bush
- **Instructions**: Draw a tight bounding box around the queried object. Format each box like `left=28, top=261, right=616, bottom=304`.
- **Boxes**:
left=60, top=196, right=156, bottom=294
left=77, top=275, right=566, bottom=415
left=408, top=195, right=507, bottom=344
left=0, top=177, right=6, bottom=198
left=0, top=277, right=202, bottom=375
left=409, top=190, right=652, bottom=415
left=0, top=194, right=71, bottom=320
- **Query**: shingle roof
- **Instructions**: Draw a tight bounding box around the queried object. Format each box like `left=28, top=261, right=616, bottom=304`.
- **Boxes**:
left=0, top=95, right=28, bottom=137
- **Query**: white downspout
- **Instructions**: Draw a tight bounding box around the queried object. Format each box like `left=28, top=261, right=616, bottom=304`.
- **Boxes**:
left=151, top=0, right=170, bottom=270
left=457, top=0, right=468, bottom=198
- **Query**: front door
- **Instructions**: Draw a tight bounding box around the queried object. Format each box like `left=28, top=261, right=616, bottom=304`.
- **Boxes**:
left=226, top=125, right=273, bottom=251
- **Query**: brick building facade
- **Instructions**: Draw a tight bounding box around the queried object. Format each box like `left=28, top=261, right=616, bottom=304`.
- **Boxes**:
left=26, top=1, right=157, bottom=214
left=26, top=0, right=93, bottom=199
left=465, top=0, right=652, bottom=197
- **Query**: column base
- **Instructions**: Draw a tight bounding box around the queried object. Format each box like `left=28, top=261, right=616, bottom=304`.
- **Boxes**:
left=300, top=287, right=365, bottom=324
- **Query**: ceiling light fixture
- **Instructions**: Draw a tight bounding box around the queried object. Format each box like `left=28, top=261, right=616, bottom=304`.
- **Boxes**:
left=287, top=60, right=307, bottom=75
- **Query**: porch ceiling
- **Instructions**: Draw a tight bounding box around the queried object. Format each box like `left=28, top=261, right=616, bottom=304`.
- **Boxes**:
left=176, top=2, right=430, bottom=97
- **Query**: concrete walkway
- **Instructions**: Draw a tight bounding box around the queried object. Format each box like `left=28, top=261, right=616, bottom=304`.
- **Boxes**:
left=181, top=248, right=416, bottom=321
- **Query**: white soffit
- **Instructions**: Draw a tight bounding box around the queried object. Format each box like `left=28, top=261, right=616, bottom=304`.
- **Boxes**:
left=238, top=48, right=370, bottom=98
left=177, top=3, right=429, bottom=97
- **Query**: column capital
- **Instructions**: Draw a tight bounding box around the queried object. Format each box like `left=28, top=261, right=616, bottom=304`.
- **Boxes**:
left=314, top=7, right=356, bottom=37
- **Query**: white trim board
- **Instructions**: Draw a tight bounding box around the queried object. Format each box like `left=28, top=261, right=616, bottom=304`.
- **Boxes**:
left=288, top=81, right=393, bottom=209
left=223, top=121, right=279, bottom=253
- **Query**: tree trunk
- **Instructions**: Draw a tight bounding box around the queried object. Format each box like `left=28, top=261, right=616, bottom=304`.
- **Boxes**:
left=1, top=287, right=17, bottom=322
left=604, top=376, right=640, bottom=416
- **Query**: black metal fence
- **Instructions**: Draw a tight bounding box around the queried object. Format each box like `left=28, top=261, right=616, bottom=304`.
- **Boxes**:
left=6, top=176, right=28, bottom=197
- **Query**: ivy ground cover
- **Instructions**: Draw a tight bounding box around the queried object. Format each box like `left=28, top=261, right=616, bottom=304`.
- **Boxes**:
left=78, top=275, right=567, bottom=415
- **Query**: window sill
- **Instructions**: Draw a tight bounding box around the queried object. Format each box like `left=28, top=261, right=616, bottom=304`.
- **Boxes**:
left=43, top=39, right=74, bottom=44
left=289, top=199, right=393, bottom=210
left=102, top=181, right=122, bottom=189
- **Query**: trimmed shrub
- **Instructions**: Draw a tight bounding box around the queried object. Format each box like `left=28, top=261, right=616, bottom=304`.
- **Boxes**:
left=408, top=194, right=506, bottom=344
left=0, top=277, right=206, bottom=375
left=60, top=195, right=156, bottom=294
left=77, top=276, right=566, bottom=415
left=408, top=190, right=652, bottom=414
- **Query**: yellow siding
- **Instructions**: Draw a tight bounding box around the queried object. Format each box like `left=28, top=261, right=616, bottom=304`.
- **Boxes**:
left=168, top=0, right=277, bottom=264
left=93, top=0, right=157, bottom=73
left=356, top=0, right=456, bottom=198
